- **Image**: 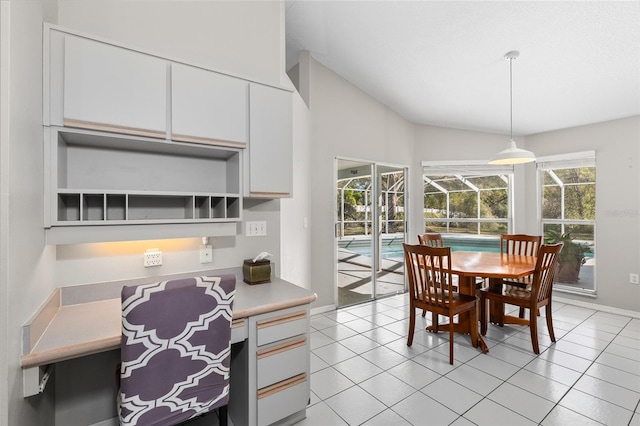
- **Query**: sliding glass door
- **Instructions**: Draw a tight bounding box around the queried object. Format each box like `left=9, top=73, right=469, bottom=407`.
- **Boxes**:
left=336, top=158, right=407, bottom=308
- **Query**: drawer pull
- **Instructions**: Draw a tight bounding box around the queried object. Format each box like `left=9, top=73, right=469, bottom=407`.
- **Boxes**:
left=232, top=318, right=245, bottom=328
left=257, top=373, right=306, bottom=399
left=63, top=119, right=166, bottom=139
left=256, top=337, right=306, bottom=359
left=256, top=311, right=306, bottom=329
left=172, top=133, right=247, bottom=149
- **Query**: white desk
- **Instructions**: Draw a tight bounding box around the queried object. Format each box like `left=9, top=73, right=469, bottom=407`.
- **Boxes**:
left=21, top=269, right=317, bottom=426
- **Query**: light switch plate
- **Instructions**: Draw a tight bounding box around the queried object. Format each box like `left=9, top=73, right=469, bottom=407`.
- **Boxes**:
left=246, top=221, right=267, bottom=237
left=200, top=245, right=213, bottom=264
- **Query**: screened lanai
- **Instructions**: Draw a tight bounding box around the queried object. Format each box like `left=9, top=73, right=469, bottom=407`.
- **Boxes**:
left=336, top=161, right=407, bottom=307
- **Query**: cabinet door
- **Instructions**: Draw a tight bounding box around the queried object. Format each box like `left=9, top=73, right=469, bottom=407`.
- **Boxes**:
left=172, top=64, right=248, bottom=148
left=246, top=84, right=293, bottom=198
left=63, top=36, right=167, bottom=138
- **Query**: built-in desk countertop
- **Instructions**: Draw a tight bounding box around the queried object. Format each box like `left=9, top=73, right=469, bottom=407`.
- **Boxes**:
left=21, top=269, right=317, bottom=390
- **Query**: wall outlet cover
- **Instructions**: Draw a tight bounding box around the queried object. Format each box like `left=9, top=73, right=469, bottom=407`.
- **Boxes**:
left=144, top=249, right=162, bottom=267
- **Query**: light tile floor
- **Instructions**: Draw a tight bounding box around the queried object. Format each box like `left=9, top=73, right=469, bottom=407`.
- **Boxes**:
left=298, top=294, right=640, bottom=426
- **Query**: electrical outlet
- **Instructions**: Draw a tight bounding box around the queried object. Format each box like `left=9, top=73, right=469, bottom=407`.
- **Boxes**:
left=246, top=221, right=267, bottom=237
left=200, top=245, right=213, bottom=264
left=630, top=273, right=639, bottom=284
left=144, top=249, right=162, bottom=267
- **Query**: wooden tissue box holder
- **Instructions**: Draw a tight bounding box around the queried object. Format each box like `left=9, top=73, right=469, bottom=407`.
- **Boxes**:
left=243, top=259, right=271, bottom=284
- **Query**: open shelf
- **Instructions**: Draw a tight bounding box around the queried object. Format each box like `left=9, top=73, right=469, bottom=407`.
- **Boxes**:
left=56, top=191, right=241, bottom=223
left=46, top=127, right=242, bottom=242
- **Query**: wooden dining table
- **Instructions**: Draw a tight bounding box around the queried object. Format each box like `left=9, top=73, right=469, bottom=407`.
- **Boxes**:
left=426, top=251, right=537, bottom=353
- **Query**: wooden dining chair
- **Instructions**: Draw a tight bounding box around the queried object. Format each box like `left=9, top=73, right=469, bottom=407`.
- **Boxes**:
left=417, top=232, right=444, bottom=247
left=499, top=234, right=542, bottom=319
left=118, top=275, right=236, bottom=426
left=479, top=243, right=563, bottom=354
left=417, top=233, right=446, bottom=320
left=500, top=234, right=542, bottom=257
left=403, top=243, right=478, bottom=364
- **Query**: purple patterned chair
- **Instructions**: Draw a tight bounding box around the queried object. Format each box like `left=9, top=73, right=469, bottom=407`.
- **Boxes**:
left=118, top=275, right=236, bottom=426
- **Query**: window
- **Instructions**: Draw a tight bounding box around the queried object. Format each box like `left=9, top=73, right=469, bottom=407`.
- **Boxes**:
left=422, top=162, right=514, bottom=248
left=537, top=151, right=596, bottom=294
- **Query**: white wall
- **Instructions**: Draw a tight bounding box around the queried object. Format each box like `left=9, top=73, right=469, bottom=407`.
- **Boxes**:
left=304, top=55, right=415, bottom=309
left=280, top=91, right=312, bottom=290
left=2, top=1, right=290, bottom=425
left=525, top=116, right=640, bottom=312
left=2, top=1, right=59, bottom=425
left=57, top=0, right=289, bottom=89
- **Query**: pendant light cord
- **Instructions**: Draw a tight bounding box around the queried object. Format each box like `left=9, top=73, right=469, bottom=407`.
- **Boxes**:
left=509, top=55, right=513, bottom=141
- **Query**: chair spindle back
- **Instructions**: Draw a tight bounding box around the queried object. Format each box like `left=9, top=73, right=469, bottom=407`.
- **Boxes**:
left=404, top=244, right=453, bottom=309
left=418, top=233, right=444, bottom=248
left=532, top=243, right=563, bottom=303
left=500, top=234, right=542, bottom=257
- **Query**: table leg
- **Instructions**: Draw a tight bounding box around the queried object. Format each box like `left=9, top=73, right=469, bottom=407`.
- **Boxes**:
left=488, top=278, right=505, bottom=325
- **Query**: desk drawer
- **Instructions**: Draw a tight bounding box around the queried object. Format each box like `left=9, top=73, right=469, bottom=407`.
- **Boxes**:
left=256, top=337, right=307, bottom=389
left=256, top=310, right=307, bottom=346
left=231, top=318, right=247, bottom=344
left=257, top=373, right=308, bottom=426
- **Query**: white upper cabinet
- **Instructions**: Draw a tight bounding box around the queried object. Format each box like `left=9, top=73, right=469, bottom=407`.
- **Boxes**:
left=246, top=84, right=293, bottom=198
left=61, top=35, right=168, bottom=138
left=171, top=64, right=248, bottom=148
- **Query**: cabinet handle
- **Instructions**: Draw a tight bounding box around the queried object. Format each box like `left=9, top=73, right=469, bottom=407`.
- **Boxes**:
left=250, top=191, right=290, bottom=198
left=63, top=119, right=166, bottom=139
left=231, top=318, right=245, bottom=328
left=257, top=373, right=306, bottom=399
left=256, top=337, right=306, bottom=359
left=256, top=311, right=306, bottom=329
left=172, top=133, right=247, bottom=149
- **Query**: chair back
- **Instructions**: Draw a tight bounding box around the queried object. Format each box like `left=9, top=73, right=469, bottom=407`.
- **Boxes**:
left=404, top=243, right=453, bottom=309
left=418, top=233, right=444, bottom=248
left=531, top=243, right=563, bottom=302
left=500, top=234, right=542, bottom=256
left=119, top=275, right=236, bottom=426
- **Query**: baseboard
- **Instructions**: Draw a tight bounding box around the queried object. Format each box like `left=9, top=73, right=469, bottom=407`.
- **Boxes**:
left=310, top=304, right=336, bottom=316
left=555, top=296, right=640, bottom=319
left=310, top=295, right=639, bottom=320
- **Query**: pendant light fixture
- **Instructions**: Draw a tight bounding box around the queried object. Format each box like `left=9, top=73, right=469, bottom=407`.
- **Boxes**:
left=489, top=51, right=535, bottom=165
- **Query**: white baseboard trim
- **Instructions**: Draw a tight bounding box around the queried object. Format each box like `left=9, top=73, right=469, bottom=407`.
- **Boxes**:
left=310, top=296, right=639, bottom=320
left=310, top=304, right=336, bottom=316
left=555, top=296, right=640, bottom=319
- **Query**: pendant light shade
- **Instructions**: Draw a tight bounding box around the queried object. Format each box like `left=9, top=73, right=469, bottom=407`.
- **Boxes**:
left=489, top=139, right=536, bottom=164
left=489, top=51, right=535, bottom=165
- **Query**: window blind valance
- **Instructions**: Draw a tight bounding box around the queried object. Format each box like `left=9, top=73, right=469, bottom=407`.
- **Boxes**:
left=422, top=160, right=514, bottom=176
left=536, top=150, right=596, bottom=170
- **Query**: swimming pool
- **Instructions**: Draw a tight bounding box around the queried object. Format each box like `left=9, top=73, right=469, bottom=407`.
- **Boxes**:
left=340, top=235, right=501, bottom=259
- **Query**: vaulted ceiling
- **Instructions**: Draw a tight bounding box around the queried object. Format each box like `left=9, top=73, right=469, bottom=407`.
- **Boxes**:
left=285, top=1, right=640, bottom=136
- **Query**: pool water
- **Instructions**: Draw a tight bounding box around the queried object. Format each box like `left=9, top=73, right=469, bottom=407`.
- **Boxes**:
left=345, top=241, right=500, bottom=260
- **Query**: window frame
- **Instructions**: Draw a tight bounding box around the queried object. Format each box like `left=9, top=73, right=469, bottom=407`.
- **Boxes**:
left=422, top=160, right=515, bottom=236
left=536, top=150, right=596, bottom=296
